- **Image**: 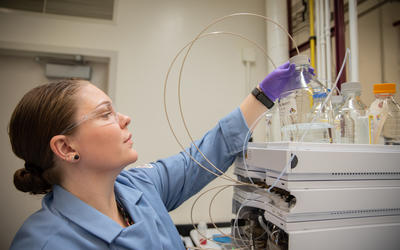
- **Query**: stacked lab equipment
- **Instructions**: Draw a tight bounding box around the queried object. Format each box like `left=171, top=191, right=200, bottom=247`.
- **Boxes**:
left=233, top=142, right=400, bottom=250
left=232, top=60, right=400, bottom=249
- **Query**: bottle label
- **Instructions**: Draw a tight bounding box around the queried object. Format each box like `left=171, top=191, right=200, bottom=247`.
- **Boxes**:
left=367, top=99, right=389, bottom=144
left=279, top=97, right=297, bottom=117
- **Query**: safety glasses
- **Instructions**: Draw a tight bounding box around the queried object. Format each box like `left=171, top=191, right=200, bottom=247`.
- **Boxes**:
left=61, top=102, right=119, bottom=135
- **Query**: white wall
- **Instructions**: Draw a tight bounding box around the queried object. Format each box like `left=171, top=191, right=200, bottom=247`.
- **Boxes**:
left=0, top=0, right=268, bottom=247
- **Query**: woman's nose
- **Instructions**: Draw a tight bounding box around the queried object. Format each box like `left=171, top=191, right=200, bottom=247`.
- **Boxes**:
left=118, top=113, right=131, bottom=128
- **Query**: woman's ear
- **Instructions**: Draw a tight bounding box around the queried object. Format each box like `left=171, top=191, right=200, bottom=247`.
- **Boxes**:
left=50, top=135, right=77, bottom=162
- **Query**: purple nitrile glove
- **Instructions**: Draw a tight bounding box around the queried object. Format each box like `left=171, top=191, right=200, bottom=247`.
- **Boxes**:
left=259, top=62, right=296, bottom=101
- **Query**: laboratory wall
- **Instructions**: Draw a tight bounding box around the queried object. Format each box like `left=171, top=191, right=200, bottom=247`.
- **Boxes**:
left=0, top=0, right=268, bottom=248
left=291, top=0, right=400, bottom=105
left=353, top=1, right=400, bottom=105
left=0, top=0, right=399, bottom=248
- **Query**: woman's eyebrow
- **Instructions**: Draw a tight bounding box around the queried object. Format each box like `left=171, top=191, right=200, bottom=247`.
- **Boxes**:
left=95, top=100, right=112, bottom=109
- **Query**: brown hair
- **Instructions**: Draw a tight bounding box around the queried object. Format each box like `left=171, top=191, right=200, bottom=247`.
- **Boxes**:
left=9, top=79, right=85, bottom=194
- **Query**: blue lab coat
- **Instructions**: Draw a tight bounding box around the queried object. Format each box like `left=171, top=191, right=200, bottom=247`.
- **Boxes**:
left=10, top=108, right=249, bottom=250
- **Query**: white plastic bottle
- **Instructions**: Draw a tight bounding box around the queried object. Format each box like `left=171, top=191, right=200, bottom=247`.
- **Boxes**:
left=335, top=107, right=355, bottom=143
left=265, top=106, right=281, bottom=142
left=311, top=92, right=334, bottom=143
left=367, top=83, right=400, bottom=145
left=340, top=82, right=368, bottom=144
left=331, top=95, right=344, bottom=118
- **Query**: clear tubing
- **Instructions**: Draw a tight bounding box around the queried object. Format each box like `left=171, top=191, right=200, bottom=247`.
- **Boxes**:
left=190, top=184, right=231, bottom=245
left=164, top=31, right=276, bottom=184
left=164, top=13, right=300, bottom=187
left=207, top=184, right=266, bottom=245
left=182, top=24, right=347, bottom=250
left=266, top=48, right=351, bottom=192
left=242, top=110, right=271, bottom=185
left=190, top=184, right=251, bottom=246
left=163, top=13, right=301, bottom=247
left=232, top=199, right=253, bottom=248
left=231, top=197, right=267, bottom=245
left=208, top=185, right=252, bottom=243
left=176, top=13, right=299, bottom=181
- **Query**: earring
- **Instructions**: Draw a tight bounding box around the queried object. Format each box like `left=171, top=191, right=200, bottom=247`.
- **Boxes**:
left=74, top=154, right=80, bottom=160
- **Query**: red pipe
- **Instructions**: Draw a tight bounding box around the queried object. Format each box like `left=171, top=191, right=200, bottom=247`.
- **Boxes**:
left=287, top=0, right=293, bottom=54
left=334, top=0, right=346, bottom=90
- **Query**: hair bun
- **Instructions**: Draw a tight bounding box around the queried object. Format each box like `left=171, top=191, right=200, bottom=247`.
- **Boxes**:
left=14, top=168, right=51, bottom=194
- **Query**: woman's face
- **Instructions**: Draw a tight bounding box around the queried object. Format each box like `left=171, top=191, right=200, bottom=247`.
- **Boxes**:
left=70, top=82, right=138, bottom=171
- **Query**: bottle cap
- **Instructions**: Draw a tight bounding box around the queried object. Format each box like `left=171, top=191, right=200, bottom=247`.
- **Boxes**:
left=313, top=92, right=327, bottom=99
left=341, top=82, right=362, bottom=94
left=289, top=55, right=310, bottom=66
left=331, top=95, right=343, bottom=104
left=373, top=83, right=396, bottom=94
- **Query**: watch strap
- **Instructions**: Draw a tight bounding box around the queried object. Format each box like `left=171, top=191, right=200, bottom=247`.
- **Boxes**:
left=251, top=87, right=274, bottom=109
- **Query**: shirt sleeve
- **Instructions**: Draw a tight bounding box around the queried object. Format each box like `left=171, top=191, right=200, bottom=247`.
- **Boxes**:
left=130, top=107, right=250, bottom=211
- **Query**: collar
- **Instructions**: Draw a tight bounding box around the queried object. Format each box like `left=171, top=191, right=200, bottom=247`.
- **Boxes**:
left=52, top=185, right=123, bottom=243
left=114, top=180, right=143, bottom=207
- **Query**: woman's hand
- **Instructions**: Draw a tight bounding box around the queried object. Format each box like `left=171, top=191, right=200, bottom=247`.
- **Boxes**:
left=259, top=62, right=296, bottom=101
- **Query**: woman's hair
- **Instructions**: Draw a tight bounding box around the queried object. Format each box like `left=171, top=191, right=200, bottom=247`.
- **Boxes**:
left=9, top=79, right=85, bottom=195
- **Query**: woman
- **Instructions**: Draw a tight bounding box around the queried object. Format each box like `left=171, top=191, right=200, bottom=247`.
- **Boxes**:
left=9, top=62, right=295, bottom=249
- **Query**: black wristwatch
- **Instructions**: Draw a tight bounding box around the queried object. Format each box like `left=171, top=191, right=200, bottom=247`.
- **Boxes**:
left=251, top=87, right=274, bottom=109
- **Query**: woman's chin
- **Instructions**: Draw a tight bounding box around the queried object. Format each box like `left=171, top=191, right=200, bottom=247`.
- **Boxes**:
left=129, top=150, right=138, bottom=164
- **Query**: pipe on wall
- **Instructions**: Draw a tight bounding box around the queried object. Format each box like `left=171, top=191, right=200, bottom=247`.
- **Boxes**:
left=325, top=0, right=332, bottom=88
left=334, top=0, right=346, bottom=89
left=309, top=0, right=316, bottom=69
left=319, top=0, right=327, bottom=84
left=315, top=0, right=322, bottom=75
left=266, top=0, right=289, bottom=142
left=265, top=0, right=289, bottom=67
left=287, top=0, right=293, bottom=55
left=349, top=0, right=359, bottom=82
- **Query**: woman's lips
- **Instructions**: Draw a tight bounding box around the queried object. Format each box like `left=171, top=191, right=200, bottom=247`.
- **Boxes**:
left=124, top=134, right=132, bottom=143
